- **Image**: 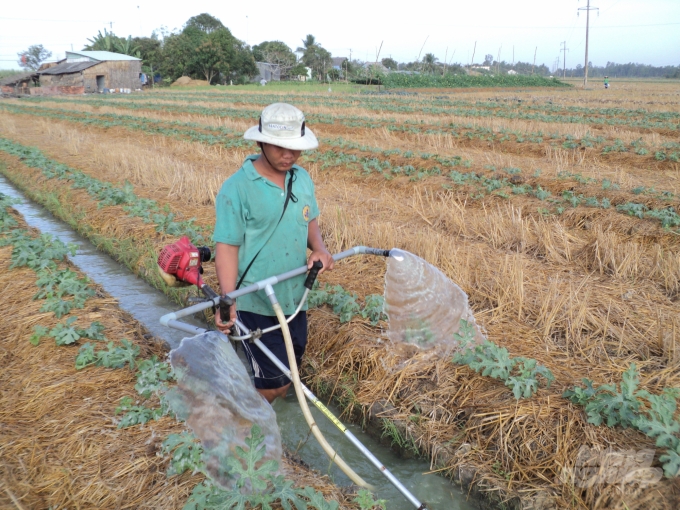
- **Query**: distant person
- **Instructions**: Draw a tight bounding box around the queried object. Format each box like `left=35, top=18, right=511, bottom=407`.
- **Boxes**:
left=604, top=76, right=609, bottom=89
left=260, top=78, right=267, bottom=86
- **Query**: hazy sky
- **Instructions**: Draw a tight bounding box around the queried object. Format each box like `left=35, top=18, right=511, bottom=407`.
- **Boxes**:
left=1, top=0, right=678, bottom=70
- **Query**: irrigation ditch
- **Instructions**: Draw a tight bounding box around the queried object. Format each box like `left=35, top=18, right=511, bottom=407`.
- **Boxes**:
left=0, top=168, right=474, bottom=508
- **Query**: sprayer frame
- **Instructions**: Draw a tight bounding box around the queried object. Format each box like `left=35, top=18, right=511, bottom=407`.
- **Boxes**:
left=159, top=246, right=426, bottom=510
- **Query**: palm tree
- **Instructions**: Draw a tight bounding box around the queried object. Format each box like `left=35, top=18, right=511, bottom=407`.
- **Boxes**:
left=295, top=34, right=318, bottom=55
left=114, top=36, right=141, bottom=58
left=422, top=53, right=438, bottom=74
left=84, top=30, right=115, bottom=52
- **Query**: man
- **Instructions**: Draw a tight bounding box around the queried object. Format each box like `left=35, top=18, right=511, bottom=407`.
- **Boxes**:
left=213, top=103, right=334, bottom=403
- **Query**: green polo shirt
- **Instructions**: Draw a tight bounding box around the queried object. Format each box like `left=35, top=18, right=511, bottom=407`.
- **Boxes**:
left=213, top=155, right=319, bottom=315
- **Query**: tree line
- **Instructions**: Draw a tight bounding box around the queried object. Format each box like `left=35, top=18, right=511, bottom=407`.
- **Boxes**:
left=15, top=13, right=680, bottom=84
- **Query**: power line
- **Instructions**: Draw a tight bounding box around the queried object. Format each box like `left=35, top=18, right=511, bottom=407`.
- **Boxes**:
left=0, top=17, right=110, bottom=23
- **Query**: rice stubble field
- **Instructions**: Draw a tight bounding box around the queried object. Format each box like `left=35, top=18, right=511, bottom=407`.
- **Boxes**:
left=1, top=79, right=679, bottom=509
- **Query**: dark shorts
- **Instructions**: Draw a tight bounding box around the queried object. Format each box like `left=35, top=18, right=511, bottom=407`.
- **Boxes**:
left=237, top=310, right=308, bottom=390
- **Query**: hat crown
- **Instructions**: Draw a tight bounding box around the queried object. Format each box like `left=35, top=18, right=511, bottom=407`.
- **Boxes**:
left=243, top=102, right=318, bottom=150
left=259, top=103, right=305, bottom=139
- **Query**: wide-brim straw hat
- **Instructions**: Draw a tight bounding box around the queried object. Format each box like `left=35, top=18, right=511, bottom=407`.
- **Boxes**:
left=244, top=103, right=318, bottom=151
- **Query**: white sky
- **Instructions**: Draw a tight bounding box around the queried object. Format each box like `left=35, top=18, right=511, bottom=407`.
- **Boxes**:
left=1, top=0, right=678, bottom=70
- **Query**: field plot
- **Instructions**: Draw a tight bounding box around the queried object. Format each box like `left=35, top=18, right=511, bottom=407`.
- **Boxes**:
left=0, top=194, right=354, bottom=509
left=1, top=79, right=679, bottom=509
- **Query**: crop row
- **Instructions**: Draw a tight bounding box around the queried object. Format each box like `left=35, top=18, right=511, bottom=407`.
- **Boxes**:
left=381, top=73, right=570, bottom=89
left=4, top=105, right=679, bottom=231
left=58, top=88, right=680, bottom=125
left=19, top=98, right=680, bottom=162
left=24, top=91, right=680, bottom=132
left=0, top=137, right=210, bottom=244
left=564, top=364, right=680, bottom=478
left=0, top=143, right=556, bottom=405
left=0, top=193, right=374, bottom=510
left=5, top=102, right=680, bottom=199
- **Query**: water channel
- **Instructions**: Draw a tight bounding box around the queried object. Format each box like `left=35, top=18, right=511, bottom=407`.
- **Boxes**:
left=0, top=174, right=477, bottom=510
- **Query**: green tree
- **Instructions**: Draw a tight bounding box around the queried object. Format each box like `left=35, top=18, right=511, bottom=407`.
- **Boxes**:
left=422, top=53, right=438, bottom=73
left=296, top=35, right=331, bottom=80
left=132, top=35, right=162, bottom=68
left=17, top=44, right=52, bottom=71
left=191, top=29, right=236, bottom=84
left=252, top=41, right=297, bottom=78
left=253, top=41, right=296, bottom=67
left=184, top=13, right=226, bottom=34
left=296, top=34, right=319, bottom=55
left=290, top=62, right=308, bottom=79
left=84, top=30, right=120, bottom=52
left=231, top=41, right=258, bottom=84
left=113, top=36, right=141, bottom=57
left=381, top=57, right=398, bottom=71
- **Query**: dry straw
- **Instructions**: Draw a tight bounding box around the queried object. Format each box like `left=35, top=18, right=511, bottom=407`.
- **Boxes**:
left=1, top=81, right=680, bottom=508
left=0, top=216, right=353, bottom=509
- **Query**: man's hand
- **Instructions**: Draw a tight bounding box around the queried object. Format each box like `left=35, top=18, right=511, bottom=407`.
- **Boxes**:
left=306, top=219, right=333, bottom=274
left=308, top=249, right=334, bottom=275
left=215, top=300, right=237, bottom=333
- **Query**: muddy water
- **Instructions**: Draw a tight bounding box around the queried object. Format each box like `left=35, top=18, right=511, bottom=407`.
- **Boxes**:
left=0, top=175, right=477, bottom=510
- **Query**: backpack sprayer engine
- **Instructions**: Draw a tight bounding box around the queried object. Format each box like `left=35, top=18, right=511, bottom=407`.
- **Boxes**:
left=157, top=236, right=233, bottom=321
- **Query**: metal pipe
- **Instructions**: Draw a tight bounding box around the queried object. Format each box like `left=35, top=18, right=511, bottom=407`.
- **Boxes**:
left=159, top=246, right=389, bottom=326
left=159, top=247, right=427, bottom=507
left=164, top=318, right=424, bottom=508
left=229, top=289, right=310, bottom=341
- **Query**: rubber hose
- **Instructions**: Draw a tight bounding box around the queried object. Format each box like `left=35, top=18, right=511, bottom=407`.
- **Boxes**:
left=272, top=302, right=374, bottom=490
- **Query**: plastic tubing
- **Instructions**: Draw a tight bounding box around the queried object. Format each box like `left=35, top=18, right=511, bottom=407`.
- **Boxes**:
left=270, top=298, right=374, bottom=490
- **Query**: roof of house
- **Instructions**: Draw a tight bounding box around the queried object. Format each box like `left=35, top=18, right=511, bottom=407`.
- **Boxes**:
left=0, top=72, right=37, bottom=86
left=66, top=51, right=141, bottom=62
left=39, top=61, right=100, bottom=75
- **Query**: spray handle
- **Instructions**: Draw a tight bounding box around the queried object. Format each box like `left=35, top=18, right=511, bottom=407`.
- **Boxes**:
left=304, top=260, right=323, bottom=290
left=219, top=295, right=234, bottom=325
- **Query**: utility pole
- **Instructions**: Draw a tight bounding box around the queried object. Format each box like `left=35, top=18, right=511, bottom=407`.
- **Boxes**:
left=532, top=46, right=537, bottom=74
left=496, top=45, right=502, bottom=74
left=560, top=41, right=569, bottom=78
left=578, top=0, right=599, bottom=88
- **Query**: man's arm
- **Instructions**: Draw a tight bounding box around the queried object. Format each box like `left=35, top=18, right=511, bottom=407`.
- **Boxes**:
left=214, top=242, right=239, bottom=331
left=307, top=218, right=334, bottom=274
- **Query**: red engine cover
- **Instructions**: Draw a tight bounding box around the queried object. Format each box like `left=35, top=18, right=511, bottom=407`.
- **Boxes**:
left=157, top=236, right=203, bottom=287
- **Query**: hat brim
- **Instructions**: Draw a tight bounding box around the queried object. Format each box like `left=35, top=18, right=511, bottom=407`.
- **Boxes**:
left=243, top=125, right=318, bottom=151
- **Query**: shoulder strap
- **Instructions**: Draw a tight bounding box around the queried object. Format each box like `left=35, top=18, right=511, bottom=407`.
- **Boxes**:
left=236, top=169, right=297, bottom=289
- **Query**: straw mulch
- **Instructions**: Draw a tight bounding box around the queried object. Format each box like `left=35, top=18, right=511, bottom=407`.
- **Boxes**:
left=2, top=108, right=680, bottom=509
left=0, top=213, right=354, bottom=509
left=304, top=308, right=680, bottom=509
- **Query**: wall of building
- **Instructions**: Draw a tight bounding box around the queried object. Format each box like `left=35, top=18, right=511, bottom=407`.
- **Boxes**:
left=82, top=61, right=142, bottom=91
left=30, top=86, right=85, bottom=96
left=40, top=61, right=142, bottom=93
left=39, top=73, right=84, bottom=88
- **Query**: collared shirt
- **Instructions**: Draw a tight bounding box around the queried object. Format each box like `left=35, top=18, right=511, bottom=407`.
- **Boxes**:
left=213, top=155, right=320, bottom=315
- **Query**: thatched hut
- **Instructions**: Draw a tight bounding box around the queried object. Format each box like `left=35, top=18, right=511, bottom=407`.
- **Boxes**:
left=0, top=72, right=38, bottom=95
left=38, top=51, right=142, bottom=93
